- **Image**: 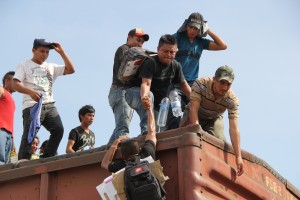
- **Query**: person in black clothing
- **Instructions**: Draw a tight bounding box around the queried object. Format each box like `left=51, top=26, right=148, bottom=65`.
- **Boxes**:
left=107, top=28, right=150, bottom=144
left=137, top=34, right=191, bottom=131
left=101, top=96, right=156, bottom=173
left=66, top=105, right=96, bottom=153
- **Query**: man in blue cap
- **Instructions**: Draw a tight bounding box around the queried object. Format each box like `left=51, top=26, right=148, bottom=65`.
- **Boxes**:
left=13, top=39, right=75, bottom=159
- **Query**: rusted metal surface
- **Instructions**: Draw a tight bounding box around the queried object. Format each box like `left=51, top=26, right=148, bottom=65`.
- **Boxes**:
left=0, top=125, right=299, bottom=200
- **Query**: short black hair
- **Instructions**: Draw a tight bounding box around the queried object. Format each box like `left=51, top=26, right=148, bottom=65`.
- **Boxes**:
left=78, top=105, right=95, bottom=122
left=2, top=71, right=15, bottom=86
left=120, top=139, right=140, bottom=160
left=158, top=34, right=177, bottom=48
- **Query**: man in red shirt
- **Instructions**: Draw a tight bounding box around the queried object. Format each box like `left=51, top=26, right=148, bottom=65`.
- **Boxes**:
left=0, top=71, right=16, bottom=164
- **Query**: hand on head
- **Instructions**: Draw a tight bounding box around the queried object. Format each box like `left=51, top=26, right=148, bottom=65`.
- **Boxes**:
left=52, top=42, right=64, bottom=53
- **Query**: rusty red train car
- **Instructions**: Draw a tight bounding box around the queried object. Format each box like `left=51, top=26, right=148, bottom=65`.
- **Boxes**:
left=0, top=125, right=299, bottom=200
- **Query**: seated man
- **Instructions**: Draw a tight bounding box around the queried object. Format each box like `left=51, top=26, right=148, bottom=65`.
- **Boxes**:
left=66, top=105, right=96, bottom=153
left=101, top=96, right=156, bottom=173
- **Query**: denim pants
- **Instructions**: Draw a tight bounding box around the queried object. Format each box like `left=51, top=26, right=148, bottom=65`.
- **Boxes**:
left=18, top=103, right=64, bottom=159
left=0, top=129, right=13, bottom=164
left=108, top=86, right=132, bottom=144
left=125, top=87, right=154, bottom=135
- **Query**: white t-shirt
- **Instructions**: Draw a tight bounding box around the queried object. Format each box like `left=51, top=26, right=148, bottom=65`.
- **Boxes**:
left=14, top=60, right=65, bottom=109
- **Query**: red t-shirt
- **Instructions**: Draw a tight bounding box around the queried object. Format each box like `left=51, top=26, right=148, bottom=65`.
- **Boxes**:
left=0, top=88, right=15, bottom=137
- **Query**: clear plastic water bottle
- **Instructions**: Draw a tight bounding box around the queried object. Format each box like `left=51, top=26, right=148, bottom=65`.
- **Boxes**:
left=169, top=90, right=183, bottom=117
left=157, top=97, right=170, bottom=127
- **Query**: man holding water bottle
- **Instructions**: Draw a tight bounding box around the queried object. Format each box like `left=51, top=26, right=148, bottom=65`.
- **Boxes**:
left=137, top=34, right=191, bottom=132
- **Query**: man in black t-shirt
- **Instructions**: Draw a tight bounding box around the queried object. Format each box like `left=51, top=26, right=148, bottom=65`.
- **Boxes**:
left=66, top=105, right=96, bottom=153
left=126, top=34, right=191, bottom=132
left=101, top=96, right=156, bottom=173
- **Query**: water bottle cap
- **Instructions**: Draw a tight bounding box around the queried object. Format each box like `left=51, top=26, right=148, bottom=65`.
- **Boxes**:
left=169, top=90, right=178, bottom=100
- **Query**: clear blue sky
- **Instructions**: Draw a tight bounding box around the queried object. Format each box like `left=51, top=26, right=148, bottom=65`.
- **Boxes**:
left=1, top=0, right=299, bottom=190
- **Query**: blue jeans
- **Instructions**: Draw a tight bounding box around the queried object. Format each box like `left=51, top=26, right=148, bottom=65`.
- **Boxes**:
left=108, top=86, right=132, bottom=144
left=0, top=129, right=13, bottom=165
left=125, top=87, right=153, bottom=135
left=18, top=103, right=64, bottom=159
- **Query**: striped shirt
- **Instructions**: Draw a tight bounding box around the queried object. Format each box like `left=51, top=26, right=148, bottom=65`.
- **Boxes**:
left=190, top=77, right=239, bottom=120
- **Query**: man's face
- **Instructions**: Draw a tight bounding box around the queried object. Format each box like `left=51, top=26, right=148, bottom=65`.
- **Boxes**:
left=81, top=112, right=95, bottom=126
left=157, top=43, right=177, bottom=65
left=31, top=138, right=39, bottom=154
left=32, top=46, right=50, bottom=64
left=127, top=35, right=145, bottom=47
left=186, top=26, right=200, bottom=40
left=213, top=78, right=232, bottom=97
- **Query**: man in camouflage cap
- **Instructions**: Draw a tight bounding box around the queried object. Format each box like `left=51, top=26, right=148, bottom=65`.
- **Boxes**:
left=181, top=65, right=244, bottom=176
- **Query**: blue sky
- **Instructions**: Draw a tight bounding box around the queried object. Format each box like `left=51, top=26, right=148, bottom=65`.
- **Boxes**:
left=1, top=0, right=299, bottom=190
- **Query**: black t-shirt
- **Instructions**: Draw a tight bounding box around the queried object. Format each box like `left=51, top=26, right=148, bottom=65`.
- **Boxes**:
left=68, top=126, right=95, bottom=152
left=139, top=55, right=185, bottom=110
left=108, top=140, right=156, bottom=173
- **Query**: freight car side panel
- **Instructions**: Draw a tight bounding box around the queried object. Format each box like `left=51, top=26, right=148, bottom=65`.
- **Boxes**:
left=0, top=125, right=298, bottom=200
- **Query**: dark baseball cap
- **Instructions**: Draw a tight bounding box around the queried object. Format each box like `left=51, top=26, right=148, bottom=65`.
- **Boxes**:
left=33, top=39, right=55, bottom=49
left=128, top=28, right=149, bottom=41
left=215, top=65, right=235, bottom=83
left=187, top=12, right=204, bottom=29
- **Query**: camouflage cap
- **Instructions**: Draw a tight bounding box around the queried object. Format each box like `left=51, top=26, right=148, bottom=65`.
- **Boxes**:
left=215, top=65, right=235, bottom=83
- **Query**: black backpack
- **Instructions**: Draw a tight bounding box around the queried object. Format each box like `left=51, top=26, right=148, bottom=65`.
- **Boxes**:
left=118, top=47, right=156, bottom=84
left=123, top=156, right=166, bottom=200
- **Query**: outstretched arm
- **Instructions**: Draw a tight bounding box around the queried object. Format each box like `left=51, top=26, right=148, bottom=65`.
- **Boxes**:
left=141, top=78, right=152, bottom=109
left=189, top=99, right=200, bottom=125
left=101, top=135, right=128, bottom=170
left=143, top=96, right=157, bottom=145
left=229, top=118, right=244, bottom=176
left=52, top=42, right=75, bottom=75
